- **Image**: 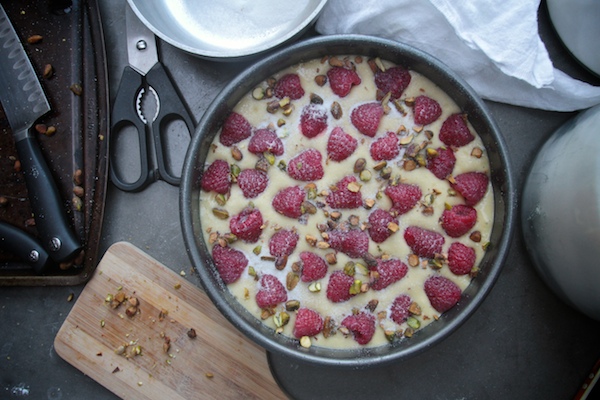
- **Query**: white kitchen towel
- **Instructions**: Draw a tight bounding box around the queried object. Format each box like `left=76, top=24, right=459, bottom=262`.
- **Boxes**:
left=315, top=0, right=600, bottom=112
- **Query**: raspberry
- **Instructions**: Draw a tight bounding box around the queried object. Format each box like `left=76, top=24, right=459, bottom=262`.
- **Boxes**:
left=256, top=274, right=288, bottom=309
left=269, top=229, right=299, bottom=258
left=389, top=294, right=412, bottom=325
left=326, top=175, right=363, bottom=209
left=248, top=128, right=284, bottom=156
left=299, top=251, right=328, bottom=282
left=274, top=73, right=305, bottom=100
left=424, top=275, right=462, bottom=313
left=413, top=95, right=442, bottom=125
left=326, top=270, right=355, bottom=303
left=287, top=149, right=324, bottom=181
left=427, top=147, right=456, bottom=180
left=351, top=102, right=384, bottom=137
left=370, top=132, right=400, bottom=161
left=272, top=186, right=305, bottom=219
left=211, top=244, right=248, bottom=284
left=447, top=242, right=476, bottom=275
left=300, top=104, right=328, bottom=138
left=384, top=183, right=422, bottom=215
left=404, top=226, right=445, bottom=258
left=440, top=204, right=477, bottom=238
left=367, top=208, right=398, bottom=243
left=341, top=312, right=376, bottom=345
left=220, top=112, right=252, bottom=147
left=370, top=258, right=408, bottom=290
left=201, top=159, right=231, bottom=194
left=327, top=229, right=369, bottom=259
left=327, top=66, right=362, bottom=97
left=237, top=169, right=268, bottom=198
left=374, top=66, right=411, bottom=100
left=451, top=172, right=489, bottom=206
left=439, top=113, right=474, bottom=147
left=293, top=308, right=324, bottom=338
left=327, top=127, right=358, bottom=162
left=230, top=207, right=263, bottom=242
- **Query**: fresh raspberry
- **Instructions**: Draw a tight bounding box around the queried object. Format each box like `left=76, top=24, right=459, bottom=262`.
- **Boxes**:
left=201, top=159, right=231, bottom=194
left=287, top=149, right=324, bottom=181
left=384, top=183, right=422, bottom=215
left=248, top=128, right=284, bottom=156
left=300, top=104, right=328, bottom=138
left=299, top=251, right=328, bottom=282
left=440, top=204, right=477, bottom=238
left=269, top=229, right=299, bottom=258
left=326, top=270, right=355, bottom=303
left=274, top=73, right=305, bottom=100
left=211, top=244, right=248, bottom=284
left=293, top=308, right=324, bottom=338
left=230, top=207, right=263, bottom=242
left=351, top=102, right=384, bottom=137
left=367, top=208, right=399, bottom=243
left=326, top=175, right=363, bottom=209
left=341, top=312, right=376, bottom=345
left=370, top=132, right=400, bottom=161
left=256, top=274, right=288, bottom=309
left=427, top=147, right=456, bottom=180
left=451, top=172, right=489, bottom=206
left=424, top=275, right=462, bottom=313
left=272, top=186, right=305, bottom=219
left=370, top=258, right=408, bottom=290
left=237, top=169, right=268, bottom=198
left=220, top=112, right=252, bottom=147
left=374, top=66, right=411, bottom=100
left=404, top=226, right=445, bottom=258
left=327, top=229, right=369, bottom=259
left=447, top=242, right=476, bottom=275
left=439, top=113, right=474, bottom=147
left=327, top=127, right=358, bottom=162
left=413, top=95, right=442, bottom=125
left=327, top=66, right=362, bottom=97
left=389, top=294, right=412, bottom=325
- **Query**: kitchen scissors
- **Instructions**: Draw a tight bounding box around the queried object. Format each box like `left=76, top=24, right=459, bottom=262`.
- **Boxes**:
left=110, top=5, right=194, bottom=192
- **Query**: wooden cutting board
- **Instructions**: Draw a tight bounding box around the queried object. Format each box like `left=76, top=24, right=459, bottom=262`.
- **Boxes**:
left=54, top=242, right=287, bottom=400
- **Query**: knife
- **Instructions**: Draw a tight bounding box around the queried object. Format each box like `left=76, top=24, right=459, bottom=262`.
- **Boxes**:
left=0, top=222, right=54, bottom=274
left=0, top=4, right=82, bottom=263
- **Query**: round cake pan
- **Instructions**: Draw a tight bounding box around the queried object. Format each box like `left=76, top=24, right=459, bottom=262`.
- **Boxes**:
left=127, top=0, right=328, bottom=60
left=180, top=35, right=515, bottom=368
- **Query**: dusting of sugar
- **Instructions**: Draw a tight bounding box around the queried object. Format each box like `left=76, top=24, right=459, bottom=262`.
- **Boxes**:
left=199, top=56, right=493, bottom=349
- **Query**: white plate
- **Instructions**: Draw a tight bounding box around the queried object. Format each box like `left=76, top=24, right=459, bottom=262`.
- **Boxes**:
left=128, top=0, right=328, bottom=60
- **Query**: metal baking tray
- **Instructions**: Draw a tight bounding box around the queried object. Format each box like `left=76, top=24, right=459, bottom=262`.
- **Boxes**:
left=0, top=0, right=109, bottom=285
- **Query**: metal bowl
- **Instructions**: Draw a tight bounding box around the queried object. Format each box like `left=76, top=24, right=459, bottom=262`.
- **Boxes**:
left=127, top=0, right=328, bottom=60
left=180, top=35, right=515, bottom=368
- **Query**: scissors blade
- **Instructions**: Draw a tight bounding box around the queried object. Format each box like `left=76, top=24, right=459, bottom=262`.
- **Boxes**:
left=125, top=4, right=159, bottom=76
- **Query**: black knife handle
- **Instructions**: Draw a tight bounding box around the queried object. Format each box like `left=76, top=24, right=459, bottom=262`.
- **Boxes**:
left=15, top=136, right=82, bottom=263
left=0, top=221, right=54, bottom=274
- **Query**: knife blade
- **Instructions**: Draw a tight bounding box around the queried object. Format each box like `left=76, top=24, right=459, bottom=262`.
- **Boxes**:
left=0, top=222, right=54, bottom=274
left=0, top=4, right=82, bottom=263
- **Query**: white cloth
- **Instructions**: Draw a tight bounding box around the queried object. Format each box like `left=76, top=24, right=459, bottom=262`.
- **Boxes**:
left=315, top=0, right=600, bottom=112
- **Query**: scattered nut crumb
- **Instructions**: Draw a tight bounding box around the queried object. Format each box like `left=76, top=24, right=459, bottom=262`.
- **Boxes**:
left=42, top=64, right=53, bottom=79
left=27, top=34, right=43, bottom=44
left=70, top=83, right=83, bottom=96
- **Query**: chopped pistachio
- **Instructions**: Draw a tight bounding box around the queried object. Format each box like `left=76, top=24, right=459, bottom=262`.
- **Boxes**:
left=308, top=282, right=321, bottom=293
left=407, top=316, right=421, bottom=330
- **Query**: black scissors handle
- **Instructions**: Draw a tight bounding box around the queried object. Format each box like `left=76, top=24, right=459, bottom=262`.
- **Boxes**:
left=146, top=63, right=195, bottom=186
left=109, top=66, right=154, bottom=192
